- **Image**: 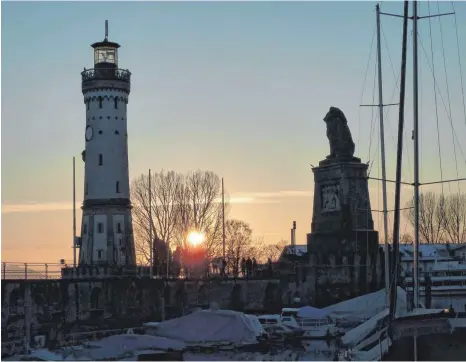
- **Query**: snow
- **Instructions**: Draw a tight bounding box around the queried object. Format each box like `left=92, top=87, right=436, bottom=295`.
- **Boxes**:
left=3, top=349, right=66, bottom=361
left=341, top=306, right=445, bottom=350
left=405, top=308, right=445, bottom=316
left=398, top=243, right=466, bottom=260
left=154, top=309, right=263, bottom=346
left=143, top=322, right=161, bottom=327
left=283, top=245, right=308, bottom=256
left=340, top=309, right=389, bottom=347
left=244, top=314, right=267, bottom=337
left=298, top=306, right=328, bottom=319
left=431, top=261, right=466, bottom=271
left=325, top=287, right=408, bottom=321
left=76, top=334, right=185, bottom=360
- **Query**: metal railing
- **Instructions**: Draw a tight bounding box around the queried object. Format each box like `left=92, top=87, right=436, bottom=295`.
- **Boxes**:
left=81, top=68, right=131, bottom=83
left=1, top=261, right=282, bottom=281
left=1, top=262, right=63, bottom=280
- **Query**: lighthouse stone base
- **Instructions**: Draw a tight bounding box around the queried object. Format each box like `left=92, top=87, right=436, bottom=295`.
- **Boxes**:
left=306, top=156, right=382, bottom=306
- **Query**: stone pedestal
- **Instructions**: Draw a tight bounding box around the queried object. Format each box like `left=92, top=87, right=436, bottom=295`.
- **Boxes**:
left=306, top=157, right=381, bottom=307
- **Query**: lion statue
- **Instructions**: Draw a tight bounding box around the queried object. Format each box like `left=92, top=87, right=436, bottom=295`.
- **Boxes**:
left=323, top=106, right=355, bottom=159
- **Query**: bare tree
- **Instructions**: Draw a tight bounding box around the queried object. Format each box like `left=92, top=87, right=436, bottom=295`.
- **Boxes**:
left=224, top=219, right=256, bottom=274
left=387, top=232, right=414, bottom=244
left=442, top=193, right=466, bottom=243
left=404, top=192, right=446, bottom=243
left=172, top=170, right=229, bottom=259
left=131, top=170, right=182, bottom=264
left=400, top=233, right=414, bottom=244
left=254, top=238, right=288, bottom=262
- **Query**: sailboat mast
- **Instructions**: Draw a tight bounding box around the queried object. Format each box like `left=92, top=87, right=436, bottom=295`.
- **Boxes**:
left=412, top=0, right=420, bottom=311
left=376, top=3, right=390, bottom=303
left=389, top=0, right=410, bottom=323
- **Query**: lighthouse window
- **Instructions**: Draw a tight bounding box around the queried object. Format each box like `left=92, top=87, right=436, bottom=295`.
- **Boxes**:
left=97, top=223, right=104, bottom=233
left=87, top=100, right=90, bottom=110
left=114, top=98, right=118, bottom=109
left=97, top=250, right=103, bottom=259
left=99, top=154, right=103, bottom=165
left=116, top=223, right=122, bottom=233
left=98, top=96, right=103, bottom=108
left=116, top=181, right=120, bottom=193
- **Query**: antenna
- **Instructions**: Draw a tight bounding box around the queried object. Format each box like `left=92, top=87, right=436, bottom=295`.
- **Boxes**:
left=105, top=20, right=108, bottom=40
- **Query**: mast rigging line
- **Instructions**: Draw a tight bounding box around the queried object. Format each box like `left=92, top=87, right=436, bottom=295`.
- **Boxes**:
left=427, top=0, right=445, bottom=196
left=358, top=25, right=377, bottom=156
left=368, top=176, right=466, bottom=186
left=362, top=23, right=415, bottom=183
left=358, top=207, right=413, bottom=213
left=380, top=5, right=466, bottom=167
left=418, top=37, right=466, bottom=165
left=367, top=46, right=379, bottom=168
left=450, top=1, right=466, bottom=129
left=435, top=0, right=461, bottom=196
left=382, top=21, right=415, bottom=185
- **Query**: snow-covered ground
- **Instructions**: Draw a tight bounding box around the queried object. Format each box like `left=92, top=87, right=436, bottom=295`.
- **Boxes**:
left=184, top=340, right=337, bottom=361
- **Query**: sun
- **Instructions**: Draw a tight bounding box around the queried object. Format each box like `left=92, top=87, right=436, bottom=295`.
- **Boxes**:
left=187, top=231, right=205, bottom=246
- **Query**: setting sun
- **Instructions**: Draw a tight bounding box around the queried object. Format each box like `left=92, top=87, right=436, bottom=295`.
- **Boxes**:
left=187, top=231, right=205, bottom=246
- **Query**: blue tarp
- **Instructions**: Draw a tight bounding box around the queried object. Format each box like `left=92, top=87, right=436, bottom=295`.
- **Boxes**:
left=297, top=305, right=328, bottom=319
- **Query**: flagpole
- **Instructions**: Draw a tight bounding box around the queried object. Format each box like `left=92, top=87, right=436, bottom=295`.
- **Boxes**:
left=222, top=178, right=225, bottom=259
left=149, top=169, right=153, bottom=278
left=73, top=157, right=77, bottom=274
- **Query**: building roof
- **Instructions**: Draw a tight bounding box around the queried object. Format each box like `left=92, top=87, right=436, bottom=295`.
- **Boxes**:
left=282, top=245, right=308, bottom=256
left=398, top=243, right=466, bottom=261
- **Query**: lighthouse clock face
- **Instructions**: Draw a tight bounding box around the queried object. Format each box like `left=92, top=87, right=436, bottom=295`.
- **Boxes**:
left=85, top=125, right=93, bottom=142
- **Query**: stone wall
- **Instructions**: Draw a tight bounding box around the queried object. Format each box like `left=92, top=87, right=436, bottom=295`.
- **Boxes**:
left=1, top=276, right=295, bottom=354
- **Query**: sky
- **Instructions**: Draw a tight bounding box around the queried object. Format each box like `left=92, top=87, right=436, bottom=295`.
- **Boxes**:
left=2, top=1, right=466, bottom=264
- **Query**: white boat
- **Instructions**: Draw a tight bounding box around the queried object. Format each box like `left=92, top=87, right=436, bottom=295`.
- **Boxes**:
left=280, top=308, right=337, bottom=338
left=257, top=314, right=304, bottom=341
left=149, top=309, right=265, bottom=348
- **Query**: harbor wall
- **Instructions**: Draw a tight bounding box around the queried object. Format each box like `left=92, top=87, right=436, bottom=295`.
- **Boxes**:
left=1, top=277, right=295, bottom=354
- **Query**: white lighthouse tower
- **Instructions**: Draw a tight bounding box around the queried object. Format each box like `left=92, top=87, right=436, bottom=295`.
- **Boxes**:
left=79, top=21, right=136, bottom=267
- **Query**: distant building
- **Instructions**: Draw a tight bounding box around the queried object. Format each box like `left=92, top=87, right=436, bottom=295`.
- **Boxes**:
left=398, top=243, right=466, bottom=275
left=398, top=243, right=466, bottom=312
left=276, top=244, right=309, bottom=283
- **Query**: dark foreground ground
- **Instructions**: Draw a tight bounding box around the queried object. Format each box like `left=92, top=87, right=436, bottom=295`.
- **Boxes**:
left=384, top=330, right=466, bottom=361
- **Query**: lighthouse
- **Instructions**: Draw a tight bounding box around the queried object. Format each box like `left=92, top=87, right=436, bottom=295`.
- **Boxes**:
left=79, top=21, right=136, bottom=267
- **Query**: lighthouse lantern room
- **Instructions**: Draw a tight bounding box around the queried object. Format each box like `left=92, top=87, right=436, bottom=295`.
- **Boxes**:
left=79, top=21, right=136, bottom=268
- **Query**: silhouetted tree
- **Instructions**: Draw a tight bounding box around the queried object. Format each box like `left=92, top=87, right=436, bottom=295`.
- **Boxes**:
left=404, top=192, right=446, bottom=243
left=403, top=191, right=466, bottom=244
left=132, top=170, right=182, bottom=264
left=131, top=169, right=230, bottom=264
left=258, top=238, right=288, bottom=262
left=442, top=193, right=466, bottom=243
left=173, top=170, right=230, bottom=258
left=224, top=219, right=261, bottom=275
